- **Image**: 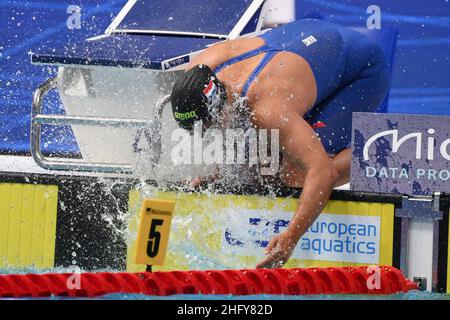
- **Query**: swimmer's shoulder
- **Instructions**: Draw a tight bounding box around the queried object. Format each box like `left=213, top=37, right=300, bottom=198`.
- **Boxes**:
left=187, top=41, right=231, bottom=69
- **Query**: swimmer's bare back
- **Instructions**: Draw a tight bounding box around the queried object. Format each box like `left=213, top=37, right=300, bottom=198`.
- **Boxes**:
left=187, top=37, right=350, bottom=188
left=187, top=37, right=318, bottom=117
left=188, top=35, right=345, bottom=267
left=181, top=19, right=389, bottom=268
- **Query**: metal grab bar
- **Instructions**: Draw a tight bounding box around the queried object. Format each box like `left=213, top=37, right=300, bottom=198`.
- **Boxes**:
left=33, top=114, right=150, bottom=128
left=31, top=77, right=170, bottom=174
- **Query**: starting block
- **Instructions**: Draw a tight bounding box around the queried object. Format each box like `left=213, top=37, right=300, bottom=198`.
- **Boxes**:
left=30, top=0, right=397, bottom=180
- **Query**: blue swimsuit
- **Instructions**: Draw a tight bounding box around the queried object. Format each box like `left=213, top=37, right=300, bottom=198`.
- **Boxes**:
left=214, top=18, right=390, bottom=154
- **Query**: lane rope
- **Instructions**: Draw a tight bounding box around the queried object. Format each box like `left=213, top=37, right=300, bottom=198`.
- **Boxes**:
left=0, top=266, right=417, bottom=298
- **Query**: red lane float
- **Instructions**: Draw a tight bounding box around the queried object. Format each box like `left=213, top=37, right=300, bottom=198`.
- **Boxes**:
left=0, top=266, right=417, bottom=298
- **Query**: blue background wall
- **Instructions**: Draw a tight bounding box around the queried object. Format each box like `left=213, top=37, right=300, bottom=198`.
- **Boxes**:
left=0, top=0, right=127, bottom=155
left=0, top=0, right=449, bottom=155
left=295, top=0, right=450, bottom=114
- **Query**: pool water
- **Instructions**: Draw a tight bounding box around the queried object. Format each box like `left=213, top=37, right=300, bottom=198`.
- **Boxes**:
left=1, top=292, right=450, bottom=300
left=99, top=292, right=450, bottom=300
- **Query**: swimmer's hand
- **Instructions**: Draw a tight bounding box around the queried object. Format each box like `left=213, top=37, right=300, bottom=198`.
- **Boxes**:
left=256, top=231, right=297, bottom=269
left=187, top=176, right=207, bottom=188
left=184, top=170, right=221, bottom=188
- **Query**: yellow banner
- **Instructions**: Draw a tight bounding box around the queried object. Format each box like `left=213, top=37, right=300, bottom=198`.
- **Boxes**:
left=127, top=191, right=394, bottom=272
left=0, top=183, right=58, bottom=269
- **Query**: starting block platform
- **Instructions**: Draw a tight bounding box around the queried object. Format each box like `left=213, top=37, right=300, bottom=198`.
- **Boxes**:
left=32, top=35, right=220, bottom=70
left=31, top=0, right=266, bottom=71
left=28, top=0, right=398, bottom=177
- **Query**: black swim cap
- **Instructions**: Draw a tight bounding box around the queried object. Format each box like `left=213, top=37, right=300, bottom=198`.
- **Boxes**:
left=171, top=64, right=227, bottom=131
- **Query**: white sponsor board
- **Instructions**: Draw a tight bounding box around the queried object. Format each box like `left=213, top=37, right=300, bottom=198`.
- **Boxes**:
left=221, top=209, right=381, bottom=264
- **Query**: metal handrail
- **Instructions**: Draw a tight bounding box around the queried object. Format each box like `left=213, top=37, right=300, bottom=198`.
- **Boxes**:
left=33, top=114, right=150, bottom=128
left=31, top=77, right=170, bottom=174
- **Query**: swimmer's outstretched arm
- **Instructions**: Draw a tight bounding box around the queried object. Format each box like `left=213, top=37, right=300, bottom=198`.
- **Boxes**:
left=252, top=93, right=340, bottom=269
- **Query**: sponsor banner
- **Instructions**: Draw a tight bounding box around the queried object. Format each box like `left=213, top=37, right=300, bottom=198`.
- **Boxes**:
left=351, top=112, right=450, bottom=196
left=127, top=191, right=394, bottom=271
left=0, top=183, right=58, bottom=269
left=222, top=210, right=380, bottom=264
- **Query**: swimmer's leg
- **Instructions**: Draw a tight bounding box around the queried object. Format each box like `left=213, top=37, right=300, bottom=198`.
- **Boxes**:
left=303, top=46, right=390, bottom=187
left=305, top=46, right=390, bottom=155
left=306, top=78, right=389, bottom=154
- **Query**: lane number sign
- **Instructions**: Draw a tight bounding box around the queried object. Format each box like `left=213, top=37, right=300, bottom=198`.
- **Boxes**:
left=135, top=199, right=175, bottom=266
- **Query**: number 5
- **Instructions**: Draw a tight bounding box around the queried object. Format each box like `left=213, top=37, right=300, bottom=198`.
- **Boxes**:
left=147, top=219, right=163, bottom=257
left=135, top=199, right=175, bottom=266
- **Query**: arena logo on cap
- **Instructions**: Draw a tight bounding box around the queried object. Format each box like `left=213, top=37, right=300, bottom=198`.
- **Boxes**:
left=351, top=112, right=450, bottom=196
left=174, top=111, right=198, bottom=120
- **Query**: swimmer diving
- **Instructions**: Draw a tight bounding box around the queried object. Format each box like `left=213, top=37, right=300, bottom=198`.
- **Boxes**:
left=170, top=18, right=390, bottom=268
